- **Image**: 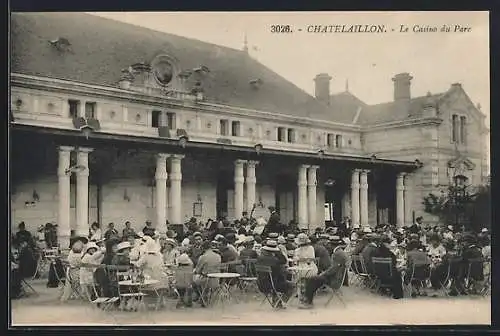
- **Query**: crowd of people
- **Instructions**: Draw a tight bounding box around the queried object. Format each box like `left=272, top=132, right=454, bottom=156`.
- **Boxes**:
left=10, top=208, right=491, bottom=311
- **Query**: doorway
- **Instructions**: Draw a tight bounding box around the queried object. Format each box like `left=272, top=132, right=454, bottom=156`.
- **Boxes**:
left=216, top=170, right=231, bottom=220
left=324, top=182, right=342, bottom=226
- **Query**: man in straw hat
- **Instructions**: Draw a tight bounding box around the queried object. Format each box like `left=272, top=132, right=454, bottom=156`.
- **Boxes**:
left=256, top=240, right=294, bottom=309
left=299, top=235, right=349, bottom=309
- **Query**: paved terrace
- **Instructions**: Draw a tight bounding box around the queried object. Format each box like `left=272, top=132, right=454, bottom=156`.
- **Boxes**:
left=11, top=279, right=490, bottom=326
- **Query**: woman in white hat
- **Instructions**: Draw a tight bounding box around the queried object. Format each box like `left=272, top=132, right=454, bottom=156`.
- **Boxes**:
left=162, top=238, right=180, bottom=266
left=132, top=238, right=167, bottom=289
left=79, top=242, right=105, bottom=300
left=293, top=233, right=318, bottom=303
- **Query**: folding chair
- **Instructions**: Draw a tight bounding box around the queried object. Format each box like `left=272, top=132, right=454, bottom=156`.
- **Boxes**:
left=89, top=278, right=119, bottom=311
left=350, top=255, right=376, bottom=290
left=464, top=257, right=485, bottom=295
left=238, top=258, right=259, bottom=297
left=20, top=278, right=38, bottom=296
left=436, top=256, right=462, bottom=297
left=405, top=259, right=432, bottom=297
left=480, top=259, right=491, bottom=297
left=254, top=264, right=287, bottom=309
left=324, top=266, right=348, bottom=307
left=371, top=257, right=394, bottom=296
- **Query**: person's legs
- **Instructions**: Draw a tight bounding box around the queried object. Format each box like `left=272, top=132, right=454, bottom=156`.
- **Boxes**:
left=391, top=271, right=404, bottom=299
left=176, top=287, right=186, bottom=308
left=303, top=276, right=326, bottom=305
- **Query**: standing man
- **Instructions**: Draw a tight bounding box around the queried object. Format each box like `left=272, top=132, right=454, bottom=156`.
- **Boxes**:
left=408, top=216, right=424, bottom=235
left=142, top=220, right=156, bottom=237
left=122, top=221, right=136, bottom=240
left=104, top=222, right=119, bottom=240
left=263, top=206, right=281, bottom=236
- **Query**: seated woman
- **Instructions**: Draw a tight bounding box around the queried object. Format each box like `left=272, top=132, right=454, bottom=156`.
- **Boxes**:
left=162, top=238, right=180, bottom=266
left=10, top=238, right=22, bottom=299
left=80, top=242, right=105, bottom=301
left=293, top=233, right=318, bottom=303
left=60, top=236, right=87, bottom=301
left=132, top=238, right=168, bottom=290
left=192, top=241, right=222, bottom=307
left=175, top=253, right=194, bottom=308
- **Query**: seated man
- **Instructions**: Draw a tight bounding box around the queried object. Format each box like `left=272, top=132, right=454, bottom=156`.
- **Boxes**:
left=256, top=240, right=294, bottom=309
left=311, top=235, right=331, bottom=273
left=405, top=240, right=431, bottom=297
left=192, top=241, right=222, bottom=307
left=300, top=236, right=349, bottom=309
left=360, top=234, right=379, bottom=274
left=372, top=235, right=404, bottom=299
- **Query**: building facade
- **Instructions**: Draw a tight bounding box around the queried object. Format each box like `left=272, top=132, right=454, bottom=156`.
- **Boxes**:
left=10, top=13, right=489, bottom=247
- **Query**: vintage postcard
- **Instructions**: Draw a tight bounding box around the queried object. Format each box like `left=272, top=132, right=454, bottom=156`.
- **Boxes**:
left=9, top=11, right=490, bottom=326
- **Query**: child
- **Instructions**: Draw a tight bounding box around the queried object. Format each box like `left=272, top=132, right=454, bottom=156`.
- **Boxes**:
left=174, top=253, right=194, bottom=308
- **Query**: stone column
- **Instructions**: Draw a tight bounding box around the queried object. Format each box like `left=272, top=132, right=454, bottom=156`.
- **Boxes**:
left=246, top=161, right=258, bottom=214
left=169, top=155, right=184, bottom=225
left=360, top=170, right=369, bottom=227
left=307, top=165, right=319, bottom=230
left=404, top=174, right=413, bottom=226
left=350, top=169, right=361, bottom=228
left=298, top=164, right=309, bottom=229
left=76, top=147, right=93, bottom=237
left=396, top=172, right=406, bottom=227
left=155, top=153, right=169, bottom=233
left=234, top=159, right=246, bottom=220
left=57, top=146, right=74, bottom=248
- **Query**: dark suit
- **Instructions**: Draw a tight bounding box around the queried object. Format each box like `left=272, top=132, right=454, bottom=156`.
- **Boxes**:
left=361, top=243, right=378, bottom=274
left=256, top=251, right=294, bottom=303
left=303, top=250, right=348, bottom=304
left=407, top=224, right=421, bottom=235
left=372, top=245, right=403, bottom=298
left=313, top=243, right=331, bottom=273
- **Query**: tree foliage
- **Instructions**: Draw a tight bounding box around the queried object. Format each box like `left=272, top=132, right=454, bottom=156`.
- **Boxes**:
left=423, top=179, right=491, bottom=231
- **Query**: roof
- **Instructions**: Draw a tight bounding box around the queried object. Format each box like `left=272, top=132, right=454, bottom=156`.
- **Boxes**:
left=328, top=91, right=367, bottom=124
left=357, top=93, right=446, bottom=125
left=11, top=12, right=338, bottom=121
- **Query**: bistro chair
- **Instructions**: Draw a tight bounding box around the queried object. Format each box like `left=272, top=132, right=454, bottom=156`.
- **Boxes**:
left=324, top=266, right=348, bottom=308
left=254, top=264, right=286, bottom=309
left=436, top=256, right=462, bottom=297
left=371, top=257, right=394, bottom=295
left=350, top=255, right=376, bottom=290
left=238, top=258, right=259, bottom=297
left=464, top=257, right=485, bottom=295
left=405, top=258, right=432, bottom=297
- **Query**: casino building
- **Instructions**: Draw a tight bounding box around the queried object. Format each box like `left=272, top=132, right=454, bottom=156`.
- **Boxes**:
left=10, top=13, right=489, bottom=246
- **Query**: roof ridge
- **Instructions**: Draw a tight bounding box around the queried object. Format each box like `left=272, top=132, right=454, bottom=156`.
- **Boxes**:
left=81, top=13, right=247, bottom=55
left=366, top=91, right=447, bottom=108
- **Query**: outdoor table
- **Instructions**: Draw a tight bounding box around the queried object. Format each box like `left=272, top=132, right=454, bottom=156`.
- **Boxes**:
left=206, top=272, right=240, bottom=307
left=118, top=279, right=160, bottom=311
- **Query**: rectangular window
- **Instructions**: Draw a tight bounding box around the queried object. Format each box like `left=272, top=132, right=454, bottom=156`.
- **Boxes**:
left=151, top=110, right=161, bottom=128
left=327, top=133, right=335, bottom=147
left=220, top=119, right=229, bottom=136
left=277, top=127, right=286, bottom=142
left=287, top=128, right=296, bottom=143
left=460, top=116, right=467, bottom=144
left=452, top=114, right=459, bottom=143
left=231, top=121, right=241, bottom=136
left=335, top=134, right=342, bottom=148
left=68, top=99, right=79, bottom=118
left=84, top=102, right=96, bottom=119
left=166, top=112, right=176, bottom=130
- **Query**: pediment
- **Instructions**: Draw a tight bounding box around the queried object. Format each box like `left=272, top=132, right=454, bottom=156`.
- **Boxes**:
left=448, top=156, right=476, bottom=171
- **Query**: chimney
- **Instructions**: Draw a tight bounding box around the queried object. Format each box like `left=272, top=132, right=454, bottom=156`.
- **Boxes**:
left=314, top=73, right=332, bottom=105
left=392, top=73, right=413, bottom=101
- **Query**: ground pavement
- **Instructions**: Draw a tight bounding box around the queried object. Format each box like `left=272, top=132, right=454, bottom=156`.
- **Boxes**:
left=11, top=279, right=490, bottom=326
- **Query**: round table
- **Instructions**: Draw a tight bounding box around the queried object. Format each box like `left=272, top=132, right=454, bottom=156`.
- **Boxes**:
left=206, top=273, right=241, bottom=306
left=119, top=279, right=159, bottom=286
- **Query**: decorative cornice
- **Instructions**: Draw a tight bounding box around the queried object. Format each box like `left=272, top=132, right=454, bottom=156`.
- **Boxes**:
left=11, top=73, right=361, bottom=132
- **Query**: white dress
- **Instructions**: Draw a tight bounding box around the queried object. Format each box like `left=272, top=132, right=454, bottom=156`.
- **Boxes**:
left=293, top=245, right=318, bottom=279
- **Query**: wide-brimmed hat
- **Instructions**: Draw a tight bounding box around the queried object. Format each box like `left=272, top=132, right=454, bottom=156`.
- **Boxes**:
left=116, top=241, right=131, bottom=252
left=328, top=235, right=343, bottom=244
left=447, top=225, right=454, bottom=231
left=193, top=231, right=203, bottom=238
left=268, top=232, right=279, bottom=239
left=362, top=227, right=372, bottom=233
left=296, top=233, right=310, bottom=245
left=166, top=230, right=178, bottom=238
left=143, top=239, right=161, bottom=254
left=262, top=240, right=280, bottom=252
left=84, top=242, right=99, bottom=254
left=214, top=234, right=225, bottom=241
left=70, top=236, right=89, bottom=247
left=164, top=238, right=177, bottom=247
left=177, top=254, right=192, bottom=265
left=481, top=228, right=489, bottom=233
left=277, top=236, right=286, bottom=244
left=286, top=234, right=296, bottom=241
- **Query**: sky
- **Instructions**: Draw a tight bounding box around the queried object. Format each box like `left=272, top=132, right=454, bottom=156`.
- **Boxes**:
left=91, top=11, right=489, bottom=124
